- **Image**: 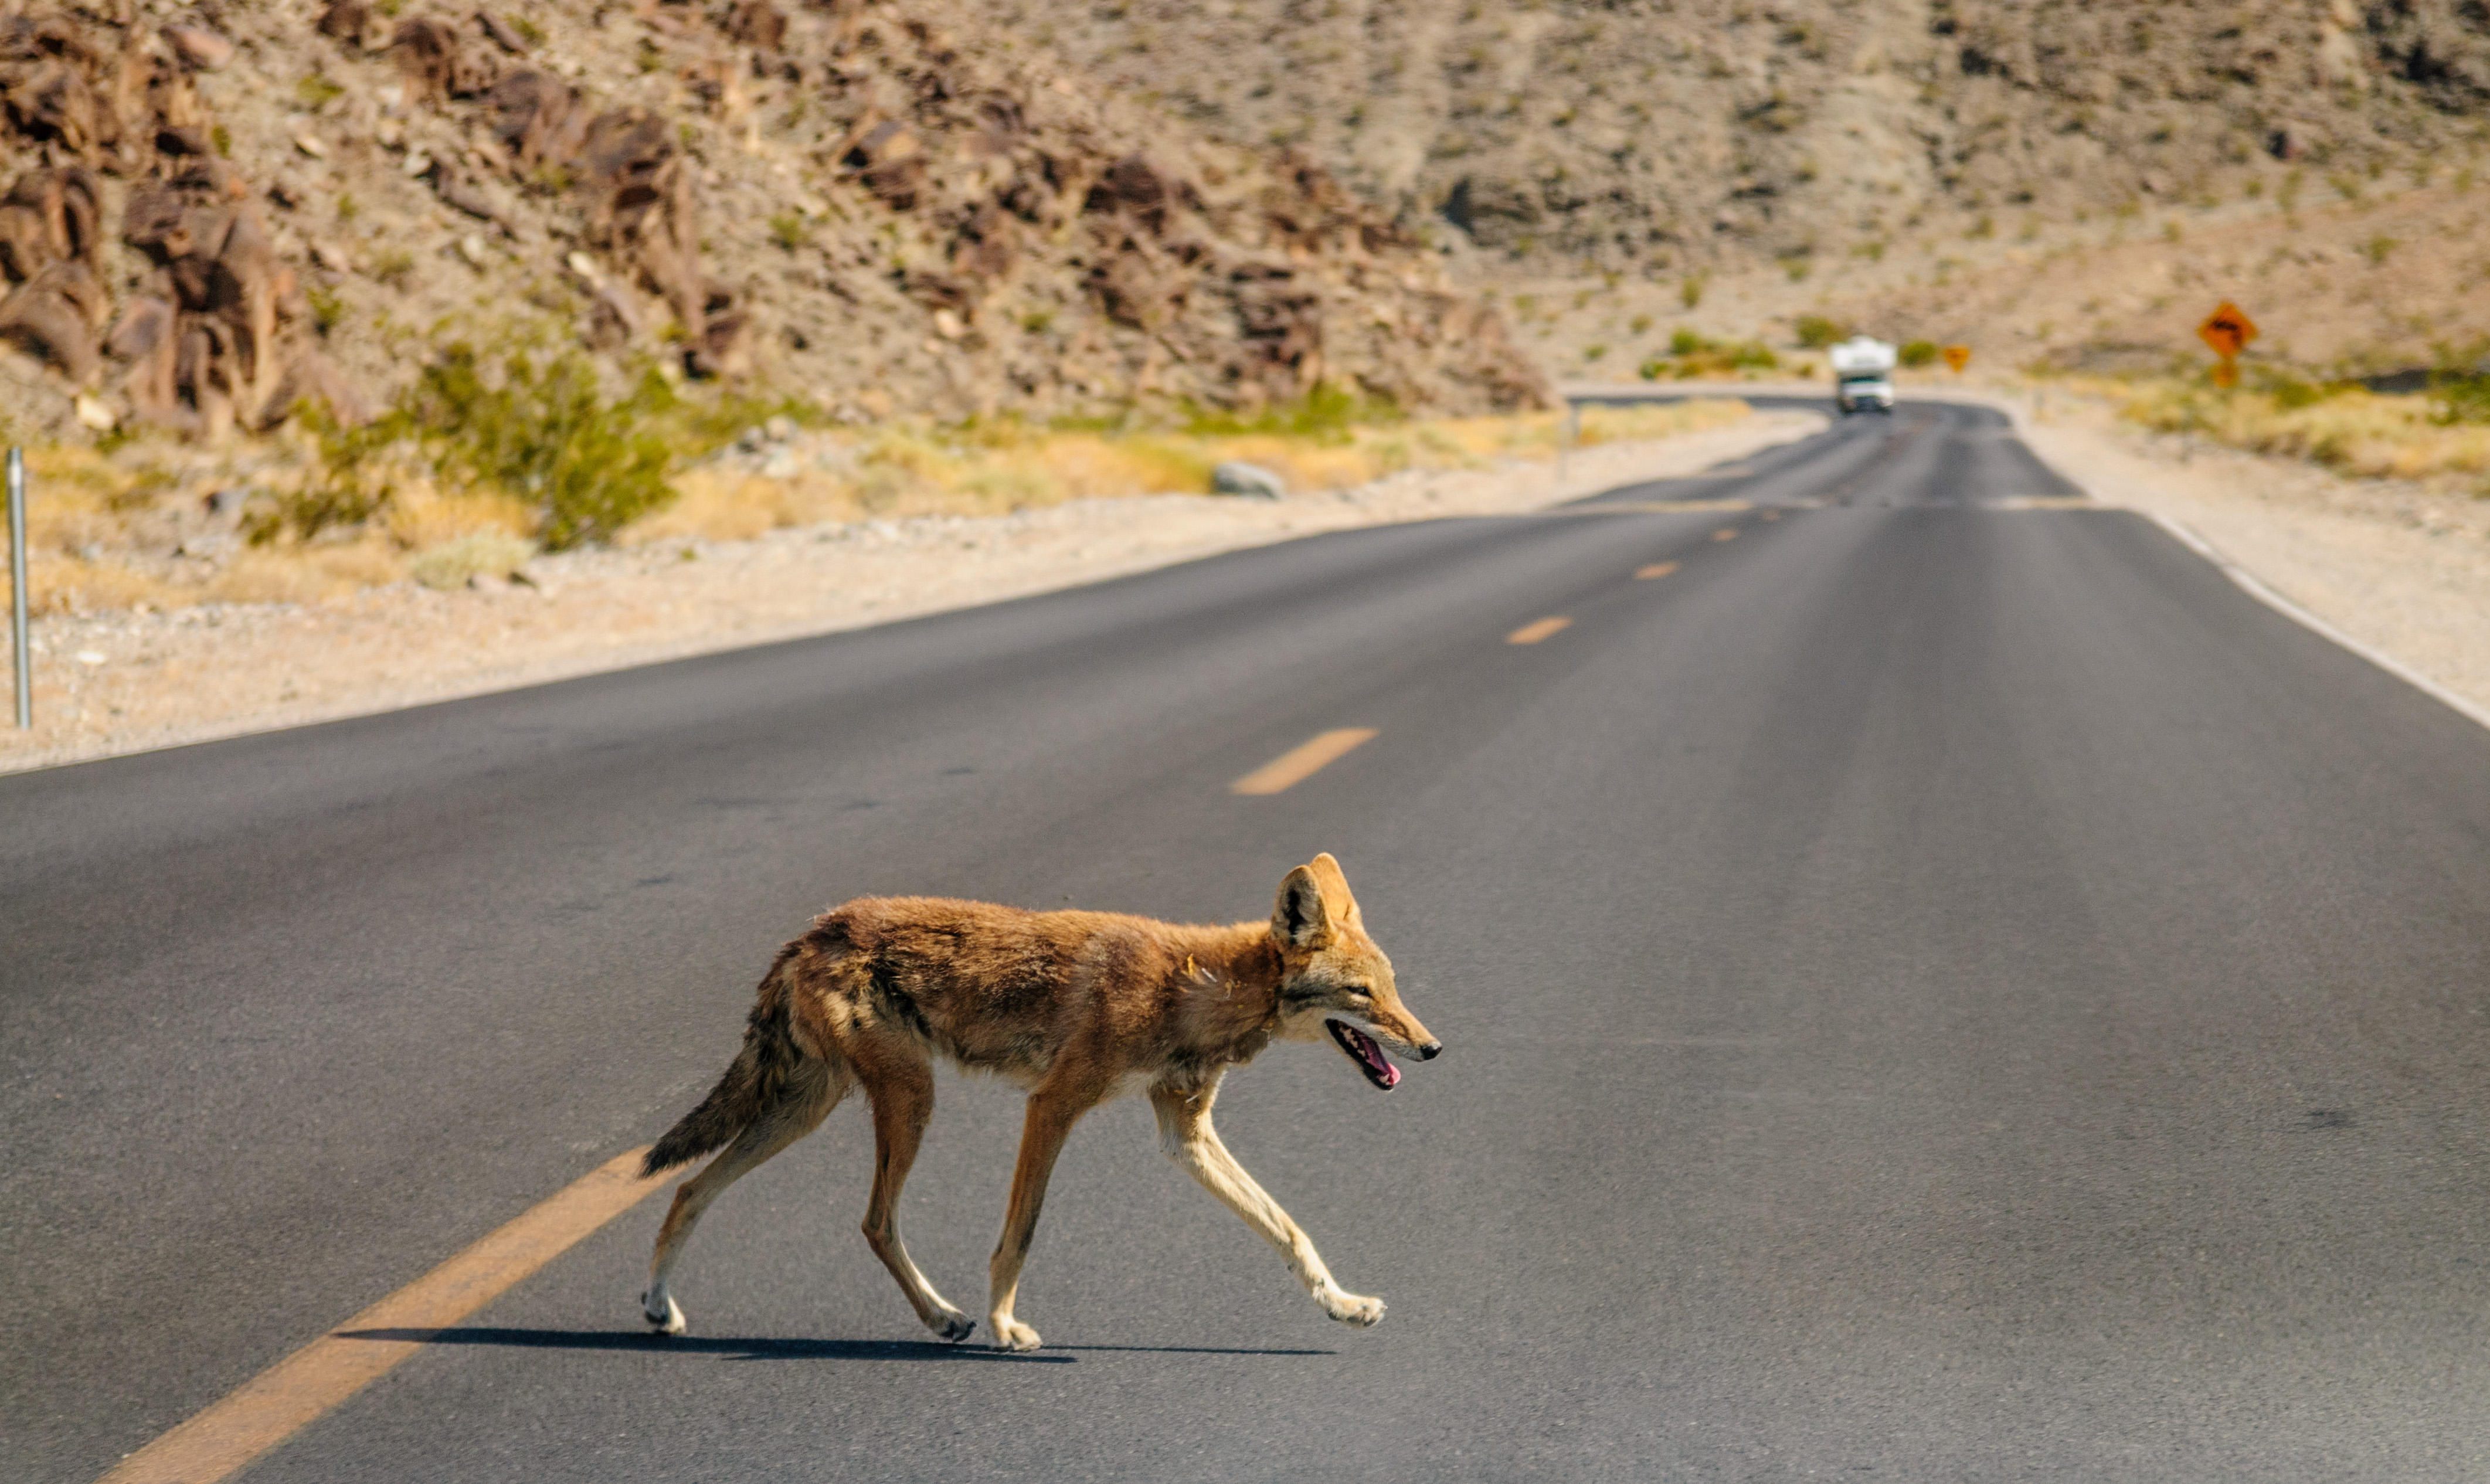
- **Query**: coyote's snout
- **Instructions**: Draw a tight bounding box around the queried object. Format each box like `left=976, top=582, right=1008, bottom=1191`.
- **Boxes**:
left=638, top=853, right=1438, bottom=1351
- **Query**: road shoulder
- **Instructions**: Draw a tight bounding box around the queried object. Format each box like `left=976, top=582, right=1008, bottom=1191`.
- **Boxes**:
left=0, top=409, right=1822, bottom=775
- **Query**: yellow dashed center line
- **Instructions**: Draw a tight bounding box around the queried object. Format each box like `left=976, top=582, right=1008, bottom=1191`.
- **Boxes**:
left=1505, top=616, right=1573, bottom=646
left=1231, top=728, right=1379, bottom=796
left=97, top=1149, right=670, bottom=1484
left=1711, top=527, right=1740, bottom=542
left=1635, top=561, right=1679, bottom=580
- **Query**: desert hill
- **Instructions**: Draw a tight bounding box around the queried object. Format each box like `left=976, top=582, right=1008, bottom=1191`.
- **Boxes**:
left=0, top=0, right=1544, bottom=439
left=970, top=0, right=2490, bottom=277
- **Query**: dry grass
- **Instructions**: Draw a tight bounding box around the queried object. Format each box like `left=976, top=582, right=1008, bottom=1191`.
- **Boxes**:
left=0, top=400, right=1752, bottom=614
left=628, top=399, right=1751, bottom=543
left=2085, top=376, right=2490, bottom=486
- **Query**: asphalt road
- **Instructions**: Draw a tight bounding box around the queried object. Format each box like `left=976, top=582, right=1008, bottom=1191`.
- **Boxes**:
left=10, top=400, right=2490, bottom=1482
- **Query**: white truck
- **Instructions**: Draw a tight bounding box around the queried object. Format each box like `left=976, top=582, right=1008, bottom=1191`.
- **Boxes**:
left=1829, top=335, right=1897, bottom=415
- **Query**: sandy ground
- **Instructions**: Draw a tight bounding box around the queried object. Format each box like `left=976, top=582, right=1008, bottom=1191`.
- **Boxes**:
left=0, top=411, right=1820, bottom=775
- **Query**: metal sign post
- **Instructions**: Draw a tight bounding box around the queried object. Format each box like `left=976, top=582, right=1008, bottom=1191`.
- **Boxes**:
left=9, top=446, right=28, bottom=729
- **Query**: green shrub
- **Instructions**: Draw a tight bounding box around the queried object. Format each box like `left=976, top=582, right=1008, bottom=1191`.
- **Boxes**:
left=282, top=339, right=744, bottom=549
left=1180, top=382, right=1401, bottom=443
left=1898, top=339, right=1939, bottom=368
left=2431, top=369, right=2490, bottom=425
left=1644, top=329, right=1779, bottom=379
left=1794, top=314, right=1847, bottom=349
left=398, top=345, right=681, bottom=547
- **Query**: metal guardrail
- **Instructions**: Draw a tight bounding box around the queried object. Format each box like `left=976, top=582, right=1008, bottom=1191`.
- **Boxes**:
left=9, top=446, right=28, bottom=728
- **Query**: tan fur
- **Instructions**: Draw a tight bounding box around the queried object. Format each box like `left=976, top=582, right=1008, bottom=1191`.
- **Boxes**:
left=638, top=853, right=1439, bottom=1350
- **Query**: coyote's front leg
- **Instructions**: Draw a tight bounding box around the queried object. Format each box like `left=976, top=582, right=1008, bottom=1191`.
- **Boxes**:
left=1149, top=1082, right=1385, bottom=1328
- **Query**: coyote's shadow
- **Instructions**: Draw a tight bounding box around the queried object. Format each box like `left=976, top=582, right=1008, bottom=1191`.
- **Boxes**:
left=340, top=1327, right=1331, bottom=1363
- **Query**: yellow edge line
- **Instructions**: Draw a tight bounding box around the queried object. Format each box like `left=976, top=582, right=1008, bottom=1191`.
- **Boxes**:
left=98, top=1148, right=669, bottom=1484
left=1506, top=616, right=1572, bottom=646
left=1635, top=561, right=1679, bottom=580
left=1231, top=727, right=1378, bottom=796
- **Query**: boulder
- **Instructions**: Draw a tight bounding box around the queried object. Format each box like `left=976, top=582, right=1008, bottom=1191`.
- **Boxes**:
left=1211, top=460, right=1286, bottom=499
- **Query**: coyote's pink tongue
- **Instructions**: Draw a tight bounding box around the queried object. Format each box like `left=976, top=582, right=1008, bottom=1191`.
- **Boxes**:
left=1327, top=1019, right=1401, bottom=1091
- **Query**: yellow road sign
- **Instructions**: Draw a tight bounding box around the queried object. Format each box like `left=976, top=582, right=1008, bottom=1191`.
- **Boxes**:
left=2199, top=301, right=2258, bottom=359
left=1941, top=344, right=1971, bottom=373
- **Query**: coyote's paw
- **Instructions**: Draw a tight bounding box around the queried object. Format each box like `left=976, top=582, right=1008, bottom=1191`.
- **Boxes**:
left=926, top=1307, right=976, bottom=1343
left=989, top=1316, right=1044, bottom=1352
left=1318, top=1288, right=1385, bottom=1328
left=642, top=1291, right=687, bottom=1336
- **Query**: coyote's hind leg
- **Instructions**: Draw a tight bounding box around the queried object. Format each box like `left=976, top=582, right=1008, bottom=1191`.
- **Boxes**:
left=852, top=1041, right=976, bottom=1342
left=644, top=1062, right=847, bottom=1334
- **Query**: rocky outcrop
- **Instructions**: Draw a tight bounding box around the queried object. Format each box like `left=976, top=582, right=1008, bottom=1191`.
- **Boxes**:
left=0, top=0, right=1540, bottom=435
left=0, top=11, right=349, bottom=433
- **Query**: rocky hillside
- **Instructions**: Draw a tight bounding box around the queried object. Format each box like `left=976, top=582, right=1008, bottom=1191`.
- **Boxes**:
left=0, top=0, right=1544, bottom=440
left=972, top=0, right=2490, bottom=274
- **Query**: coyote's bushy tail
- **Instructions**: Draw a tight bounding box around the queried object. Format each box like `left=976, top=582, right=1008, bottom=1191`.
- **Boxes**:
left=642, top=947, right=819, bottom=1177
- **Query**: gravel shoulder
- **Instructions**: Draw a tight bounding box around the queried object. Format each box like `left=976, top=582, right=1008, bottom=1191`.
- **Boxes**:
left=0, top=411, right=1819, bottom=775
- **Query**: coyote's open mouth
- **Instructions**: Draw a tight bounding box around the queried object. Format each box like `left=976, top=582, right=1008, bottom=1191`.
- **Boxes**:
left=1327, top=1018, right=1400, bottom=1091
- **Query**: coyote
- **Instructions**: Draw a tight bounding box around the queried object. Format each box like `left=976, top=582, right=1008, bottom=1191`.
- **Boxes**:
left=638, top=853, right=1441, bottom=1351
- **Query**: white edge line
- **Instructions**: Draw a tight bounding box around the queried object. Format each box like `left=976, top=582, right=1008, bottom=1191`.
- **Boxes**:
left=2141, top=509, right=2490, bottom=736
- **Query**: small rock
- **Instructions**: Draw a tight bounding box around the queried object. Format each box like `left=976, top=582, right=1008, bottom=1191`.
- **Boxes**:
left=73, top=394, right=117, bottom=432
left=932, top=308, right=965, bottom=341
left=310, top=240, right=353, bottom=272
left=763, top=413, right=798, bottom=442
left=403, top=150, right=433, bottom=178
left=167, top=24, right=236, bottom=70
left=205, top=488, right=252, bottom=520
left=267, top=177, right=305, bottom=209
left=1211, top=460, right=1286, bottom=499
left=74, top=650, right=106, bottom=666
left=468, top=571, right=510, bottom=593
left=374, top=117, right=405, bottom=150
left=292, top=132, right=328, bottom=159
left=565, top=250, right=603, bottom=284
left=761, top=450, right=798, bottom=478
left=457, top=233, right=489, bottom=267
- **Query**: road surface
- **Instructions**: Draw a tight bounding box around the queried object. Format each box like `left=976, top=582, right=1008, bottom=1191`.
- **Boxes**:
left=9, top=400, right=2490, bottom=1481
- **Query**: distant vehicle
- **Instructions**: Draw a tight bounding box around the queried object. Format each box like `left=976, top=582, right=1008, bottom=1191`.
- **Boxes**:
left=1829, top=336, right=1898, bottom=415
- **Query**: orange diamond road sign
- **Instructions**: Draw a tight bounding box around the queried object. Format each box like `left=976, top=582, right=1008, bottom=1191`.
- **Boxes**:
left=1941, top=344, right=1971, bottom=373
left=2199, top=301, right=2258, bottom=359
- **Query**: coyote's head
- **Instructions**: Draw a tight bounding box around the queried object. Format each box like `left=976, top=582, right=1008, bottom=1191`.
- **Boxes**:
left=1268, top=853, right=1440, bottom=1091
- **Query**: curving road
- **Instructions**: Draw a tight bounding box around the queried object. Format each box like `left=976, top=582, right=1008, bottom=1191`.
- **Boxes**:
left=9, top=400, right=2490, bottom=1481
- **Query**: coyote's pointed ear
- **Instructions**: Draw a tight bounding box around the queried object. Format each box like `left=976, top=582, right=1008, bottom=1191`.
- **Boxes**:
left=1305, top=851, right=1362, bottom=928
left=1272, top=864, right=1337, bottom=949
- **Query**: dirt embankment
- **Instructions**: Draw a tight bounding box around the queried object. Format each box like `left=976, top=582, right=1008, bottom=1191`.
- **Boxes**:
left=0, top=406, right=1819, bottom=774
